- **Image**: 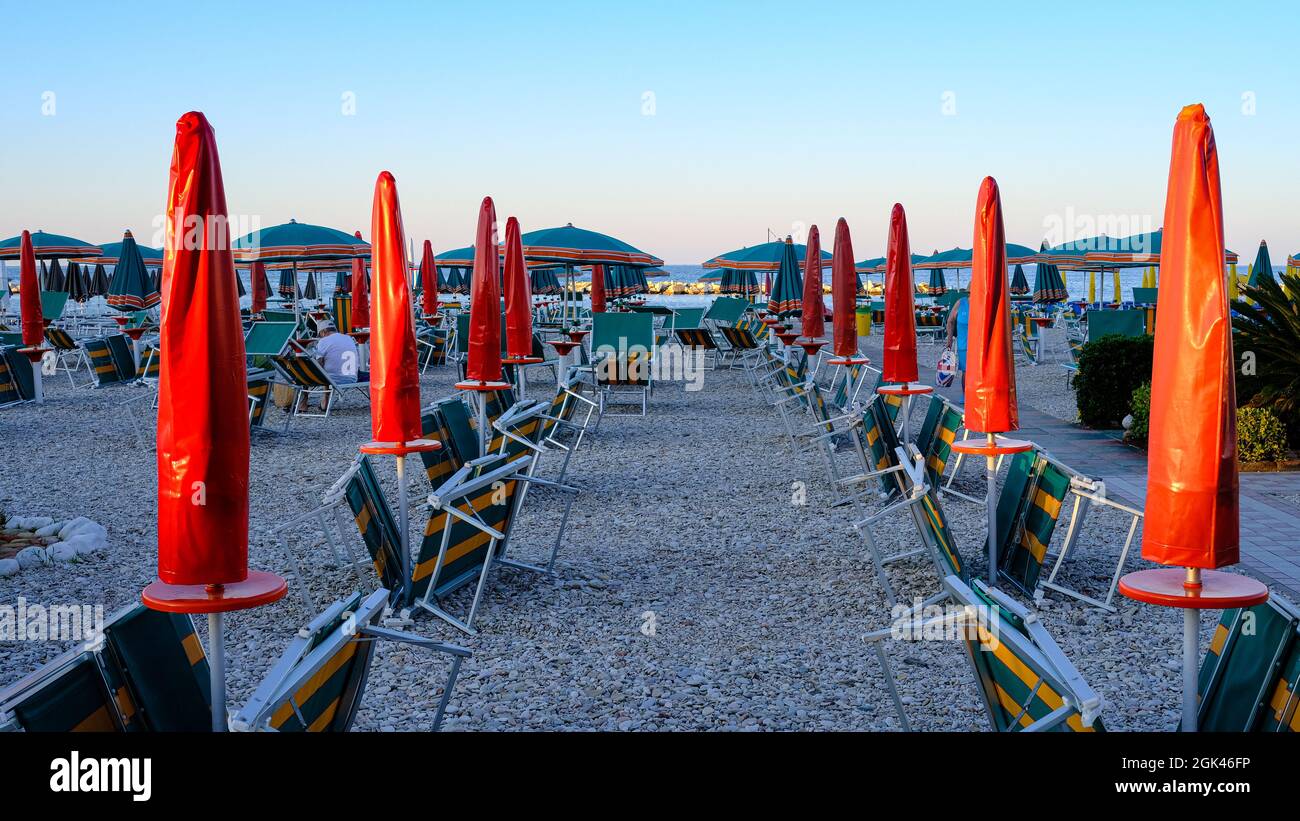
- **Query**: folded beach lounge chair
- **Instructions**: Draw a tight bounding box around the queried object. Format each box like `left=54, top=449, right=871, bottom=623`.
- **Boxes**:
left=1196, top=595, right=1300, bottom=732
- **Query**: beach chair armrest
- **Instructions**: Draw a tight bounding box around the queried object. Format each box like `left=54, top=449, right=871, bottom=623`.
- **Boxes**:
left=359, top=625, right=471, bottom=659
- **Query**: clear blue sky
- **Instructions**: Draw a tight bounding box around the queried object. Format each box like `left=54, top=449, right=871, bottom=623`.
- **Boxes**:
left=1, top=1, right=1296, bottom=264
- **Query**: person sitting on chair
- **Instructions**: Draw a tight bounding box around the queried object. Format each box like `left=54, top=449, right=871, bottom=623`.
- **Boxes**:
left=298, top=322, right=368, bottom=412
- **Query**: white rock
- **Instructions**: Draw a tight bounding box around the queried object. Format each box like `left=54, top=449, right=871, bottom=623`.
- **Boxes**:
left=49, top=543, right=79, bottom=563
left=0, top=558, right=18, bottom=577
left=34, top=522, right=64, bottom=538
left=58, top=517, right=93, bottom=540
left=16, top=546, right=50, bottom=568
left=65, top=534, right=106, bottom=556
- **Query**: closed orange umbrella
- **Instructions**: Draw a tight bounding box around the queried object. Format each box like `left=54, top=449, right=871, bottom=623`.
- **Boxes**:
left=465, top=197, right=503, bottom=383
left=419, top=239, right=438, bottom=317
left=799, top=225, right=825, bottom=343
left=502, top=216, right=535, bottom=360
left=964, top=177, right=1018, bottom=434
left=351, top=230, right=370, bottom=329
left=368, top=172, right=421, bottom=445
left=830, top=218, right=858, bottom=359
left=143, top=112, right=285, bottom=732
left=590, top=263, right=607, bottom=314
left=882, top=204, right=919, bottom=384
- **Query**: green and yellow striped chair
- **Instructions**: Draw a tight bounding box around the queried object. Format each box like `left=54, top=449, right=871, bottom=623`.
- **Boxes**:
left=0, top=651, right=130, bottom=732
left=44, top=326, right=89, bottom=386
left=272, top=352, right=369, bottom=419
left=0, top=349, right=26, bottom=406
left=419, top=406, right=462, bottom=490
left=83, top=337, right=128, bottom=387
left=247, top=371, right=273, bottom=433
left=912, top=394, right=973, bottom=502
left=435, top=395, right=484, bottom=465
left=138, top=346, right=161, bottom=381
left=994, top=450, right=1073, bottom=598
left=1198, top=597, right=1300, bottom=732
left=101, top=604, right=212, bottom=732
left=106, top=334, right=138, bottom=382
left=342, top=455, right=408, bottom=603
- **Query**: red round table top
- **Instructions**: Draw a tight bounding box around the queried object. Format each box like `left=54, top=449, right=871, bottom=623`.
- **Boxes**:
left=566, top=330, right=589, bottom=341
left=142, top=570, right=287, bottom=615
left=359, top=438, right=441, bottom=456
left=878, top=384, right=935, bottom=397
left=111, top=316, right=130, bottom=325
left=454, top=379, right=513, bottom=392
left=1118, top=568, right=1269, bottom=610
left=826, top=356, right=870, bottom=366
left=775, top=331, right=801, bottom=344
left=122, top=327, right=149, bottom=340
left=1030, top=317, right=1053, bottom=327
left=950, top=436, right=1034, bottom=456
left=797, top=339, right=826, bottom=354
left=502, top=356, right=544, bottom=364
left=547, top=340, right=580, bottom=354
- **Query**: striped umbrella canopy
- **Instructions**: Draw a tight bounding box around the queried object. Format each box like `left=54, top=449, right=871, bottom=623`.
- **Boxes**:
left=1032, top=261, right=1068, bottom=303
left=77, top=239, right=163, bottom=266
left=106, top=230, right=160, bottom=312
left=91, top=263, right=110, bottom=297
left=1246, top=240, right=1275, bottom=289
left=719, top=267, right=760, bottom=298
left=44, top=258, right=66, bottom=291
left=927, top=267, right=947, bottom=295
left=277, top=268, right=298, bottom=299
left=231, top=219, right=370, bottom=263
left=0, top=230, right=101, bottom=260
left=302, top=271, right=319, bottom=301
left=1010, top=263, right=1030, bottom=295
left=914, top=244, right=1040, bottom=269
left=1044, top=230, right=1239, bottom=270
left=704, top=238, right=831, bottom=272
left=768, top=237, right=804, bottom=317
left=520, top=223, right=662, bottom=267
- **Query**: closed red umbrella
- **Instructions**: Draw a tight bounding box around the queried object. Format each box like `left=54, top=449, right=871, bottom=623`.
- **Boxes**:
left=250, top=260, right=269, bottom=313
left=351, top=230, right=371, bottom=329
left=764, top=271, right=772, bottom=298
left=830, top=218, right=859, bottom=360
left=1118, top=104, right=1268, bottom=733
left=799, top=225, right=825, bottom=346
left=465, top=196, right=504, bottom=383
left=19, top=231, right=42, bottom=347
left=964, top=177, right=1018, bottom=434
left=368, top=172, right=421, bottom=444
left=143, top=112, right=285, bottom=731
left=882, top=204, right=919, bottom=384
left=502, top=216, right=535, bottom=360
left=590, top=263, right=607, bottom=314
left=419, top=239, right=438, bottom=317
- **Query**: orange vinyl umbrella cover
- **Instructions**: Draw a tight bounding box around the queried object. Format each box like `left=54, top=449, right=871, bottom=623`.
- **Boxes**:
left=419, top=239, right=438, bottom=316
left=800, top=225, right=825, bottom=340
left=1142, top=104, right=1238, bottom=569
left=503, top=216, right=534, bottom=358
left=368, top=172, right=422, bottom=443
left=963, top=177, right=1018, bottom=433
left=831, top=218, right=857, bottom=357
left=156, top=112, right=250, bottom=585
left=590, top=263, right=607, bottom=314
left=882, top=204, right=919, bottom=383
left=350, top=230, right=370, bottom=328
left=465, top=196, right=503, bottom=382
left=19, top=231, right=42, bottom=346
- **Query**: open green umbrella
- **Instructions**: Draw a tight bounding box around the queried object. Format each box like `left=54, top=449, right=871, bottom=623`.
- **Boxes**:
left=1010, top=263, right=1030, bottom=295
left=233, top=219, right=369, bottom=327
left=705, top=239, right=831, bottom=272
left=106, top=230, right=160, bottom=311
left=0, top=230, right=102, bottom=261
left=768, top=238, right=804, bottom=317
left=1246, top=240, right=1275, bottom=289
left=82, top=239, right=163, bottom=266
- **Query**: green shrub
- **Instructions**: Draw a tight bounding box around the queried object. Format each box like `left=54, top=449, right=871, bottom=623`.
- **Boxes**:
left=1073, top=334, right=1155, bottom=428
left=1237, top=406, right=1288, bottom=463
left=1126, top=382, right=1151, bottom=444
left=1234, top=272, right=1300, bottom=446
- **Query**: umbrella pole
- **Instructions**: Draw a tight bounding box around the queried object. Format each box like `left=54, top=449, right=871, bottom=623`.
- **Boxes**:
left=293, top=261, right=301, bottom=331
left=1182, top=587, right=1199, bottom=732
left=32, top=366, right=44, bottom=405
left=207, top=609, right=226, bottom=731
left=477, top=392, right=489, bottom=457
left=396, top=454, right=413, bottom=606
left=986, top=432, right=997, bottom=585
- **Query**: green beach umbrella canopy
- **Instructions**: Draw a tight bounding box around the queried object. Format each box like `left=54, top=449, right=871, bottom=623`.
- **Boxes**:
left=520, top=223, right=662, bottom=267
left=81, top=239, right=163, bottom=266
left=231, top=219, right=370, bottom=263
left=1246, top=241, right=1275, bottom=288
left=1010, top=263, right=1030, bottom=295
left=768, top=238, right=804, bottom=317
left=0, top=230, right=102, bottom=260
left=705, top=239, right=831, bottom=272
left=914, top=244, right=1039, bottom=269
left=106, top=230, right=160, bottom=311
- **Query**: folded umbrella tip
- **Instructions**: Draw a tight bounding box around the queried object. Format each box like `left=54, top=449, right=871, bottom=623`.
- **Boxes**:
left=1178, top=103, right=1208, bottom=122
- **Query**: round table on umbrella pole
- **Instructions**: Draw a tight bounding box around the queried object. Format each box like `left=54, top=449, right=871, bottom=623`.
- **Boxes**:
left=1118, top=567, right=1268, bottom=731
left=455, top=379, right=513, bottom=457
left=360, top=439, right=441, bottom=608
left=545, top=340, right=580, bottom=387
left=950, top=436, right=1033, bottom=585
left=502, top=356, right=544, bottom=398
left=122, top=326, right=149, bottom=371
left=16, top=346, right=50, bottom=403
left=876, top=383, right=933, bottom=444
left=142, top=571, right=287, bottom=731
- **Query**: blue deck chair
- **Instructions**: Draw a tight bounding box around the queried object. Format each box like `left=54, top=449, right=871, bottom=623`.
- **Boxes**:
left=1197, top=595, right=1300, bottom=732
left=864, top=574, right=1105, bottom=732
left=591, top=312, right=655, bottom=417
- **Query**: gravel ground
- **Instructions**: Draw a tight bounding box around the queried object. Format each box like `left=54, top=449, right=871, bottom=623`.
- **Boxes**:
left=0, top=335, right=1208, bottom=732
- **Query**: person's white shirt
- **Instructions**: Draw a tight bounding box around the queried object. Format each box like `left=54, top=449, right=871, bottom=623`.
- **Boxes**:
left=314, top=332, right=359, bottom=383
